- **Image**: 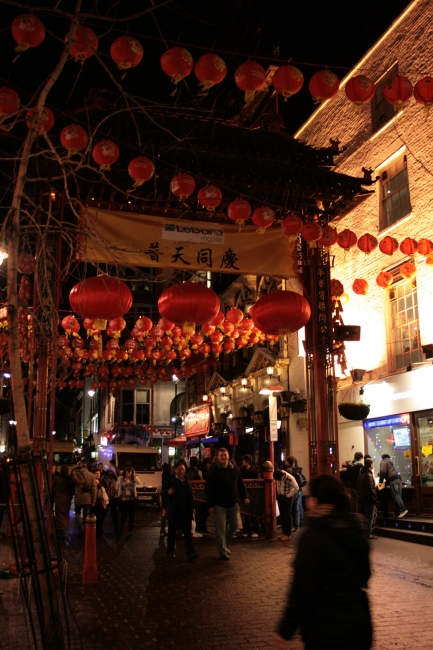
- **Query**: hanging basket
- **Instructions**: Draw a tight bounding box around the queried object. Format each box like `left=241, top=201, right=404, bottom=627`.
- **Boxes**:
left=338, top=402, right=370, bottom=421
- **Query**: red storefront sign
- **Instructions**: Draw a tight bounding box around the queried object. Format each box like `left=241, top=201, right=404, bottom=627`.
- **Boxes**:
left=184, top=404, right=211, bottom=438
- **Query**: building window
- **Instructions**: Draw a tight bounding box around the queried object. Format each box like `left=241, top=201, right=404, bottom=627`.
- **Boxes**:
left=380, top=154, right=410, bottom=231
left=121, top=389, right=134, bottom=424
left=136, top=389, right=150, bottom=425
left=371, top=63, right=397, bottom=134
left=389, top=276, right=422, bottom=370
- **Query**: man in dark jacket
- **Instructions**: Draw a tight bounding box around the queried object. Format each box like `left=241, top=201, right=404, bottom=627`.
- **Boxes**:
left=379, top=454, right=408, bottom=518
left=356, top=459, right=378, bottom=539
left=162, top=461, right=198, bottom=561
left=205, top=447, right=250, bottom=560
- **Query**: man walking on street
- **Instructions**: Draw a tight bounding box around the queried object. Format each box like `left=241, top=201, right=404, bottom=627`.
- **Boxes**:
left=273, top=469, right=299, bottom=541
left=379, top=454, right=408, bottom=518
left=205, top=447, right=250, bottom=560
left=357, top=458, right=378, bottom=538
left=162, top=461, right=198, bottom=561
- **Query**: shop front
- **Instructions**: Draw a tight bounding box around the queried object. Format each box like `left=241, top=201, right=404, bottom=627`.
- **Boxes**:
left=183, top=404, right=211, bottom=460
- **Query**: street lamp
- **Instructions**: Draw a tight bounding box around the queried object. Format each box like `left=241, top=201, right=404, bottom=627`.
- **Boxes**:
left=88, top=389, right=95, bottom=398
left=267, top=365, right=274, bottom=376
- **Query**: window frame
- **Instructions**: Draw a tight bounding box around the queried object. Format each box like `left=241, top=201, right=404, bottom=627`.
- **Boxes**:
left=378, top=152, right=411, bottom=231
left=371, top=62, right=398, bottom=134
left=386, top=267, right=422, bottom=371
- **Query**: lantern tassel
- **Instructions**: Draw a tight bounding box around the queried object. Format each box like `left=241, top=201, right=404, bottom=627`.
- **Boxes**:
left=244, top=90, right=255, bottom=104
left=117, top=61, right=132, bottom=71
left=99, top=164, right=111, bottom=172
left=255, top=227, right=266, bottom=235
left=14, top=42, right=30, bottom=53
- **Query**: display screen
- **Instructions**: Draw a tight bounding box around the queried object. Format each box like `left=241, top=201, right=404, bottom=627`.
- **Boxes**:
left=393, top=427, right=410, bottom=448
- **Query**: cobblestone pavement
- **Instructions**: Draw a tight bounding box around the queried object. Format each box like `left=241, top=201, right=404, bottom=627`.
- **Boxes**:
left=1, top=507, right=433, bottom=650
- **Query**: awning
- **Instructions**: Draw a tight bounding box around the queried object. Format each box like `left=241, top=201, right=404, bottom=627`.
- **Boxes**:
left=186, top=437, right=200, bottom=446
left=163, top=436, right=187, bottom=447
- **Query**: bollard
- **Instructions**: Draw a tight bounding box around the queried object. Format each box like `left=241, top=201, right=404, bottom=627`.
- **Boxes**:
left=263, top=460, right=276, bottom=540
left=82, top=514, right=98, bottom=584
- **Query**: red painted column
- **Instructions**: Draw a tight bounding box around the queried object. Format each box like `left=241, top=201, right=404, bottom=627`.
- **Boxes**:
left=82, top=514, right=98, bottom=584
left=263, top=460, right=275, bottom=539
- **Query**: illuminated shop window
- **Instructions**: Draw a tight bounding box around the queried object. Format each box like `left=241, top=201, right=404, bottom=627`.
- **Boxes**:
left=365, top=414, right=412, bottom=486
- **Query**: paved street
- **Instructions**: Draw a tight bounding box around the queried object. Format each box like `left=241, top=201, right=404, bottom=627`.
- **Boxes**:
left=1, top=508, right=433, bottom=650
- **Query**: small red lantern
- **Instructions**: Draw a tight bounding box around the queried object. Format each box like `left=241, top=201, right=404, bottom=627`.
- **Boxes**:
left=281, top=215, right=303, bottom=240
left=345, top=75, right=375, bottom=106
left=209, top=311, right=225, bottom=328
left=309, top=70, right=339, bottom=103
left=110, top=36, right=143, bottom=70
left=379, top=236, right=399, bottom=256
left=135, top=316, right=153, bottom=335
left=376, top=271, right=393, bottom=288
left=160, top=46, right=194, bottom=84
left=426, top=254, right=433, bottom=266
left=234, top=61, right=266, bottom=103
left=12, top=14, right=45, bottom=52
left=199, top=342, right=211, bottom=357
left=61, top=315, right=80, bottom=335
left=414, top=76, right=433, bottom=110
left=252, top=206, right=275, bottom=234
left=60, top=124, right=89, bottom=154
left=251, top=290, right=311, bottom=335
left=17, top=252, right=34, bottom=274
left=352, top=279, right=369, bottom=296
left=318, top=225, right=338, bottom=247
left=301, top=222, right=323, bottom=245
left=337, top=229, right=357, bottom=250
left=417, top=238, right=433, bottom=256
left=69, top=275, right=132, bottom=329
left=399, top=237, right=418, bottom=256
left=272, top=65, right=304, bottom=100
left=128, top=156, right=154, bottom=187
left=26, top=106, right=55, bottom=134
left=92, top=140, right=120, bottom=171
left=382, top=75, right=413, bottom=107
left=158, top=282, right=220, bottom=335
left=170, top=173, right=196, bottom=199
left=222, top=320, right=235, bottom=336
left=224, top=339, right=235, bottom=354
left=210, top=330, right=223, bottom=345
left=357, top=233, right=378, bottom=254
left=400, top=261, right=416, bottom=280
left=331, top=279, right=344, bottom=299
left=198, top=185, right=222, bottom=212
left=194, top=53, right=227, bottom=93
left=228, top=199, right=251, bottom=229
left=226, top=308, right=244, bottom=326
left=212, top=343, right=223, bottom=357
left=67, top=25, right=98, bottom=62
left=0, top=87, right=19, bottom=117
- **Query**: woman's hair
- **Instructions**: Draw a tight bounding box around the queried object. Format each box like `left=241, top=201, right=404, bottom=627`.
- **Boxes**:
left=286, top=455, right=297, bottom=467
left=106, top=470, right=115, bottom=479
left=121, top=466, right=135, bottom=478
left=309, top=475, right=350, bottom=513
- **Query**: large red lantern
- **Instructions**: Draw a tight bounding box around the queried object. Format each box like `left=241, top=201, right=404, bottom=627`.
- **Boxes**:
left=228, top=199, right=251, bottom=228
left=301, top=222, right=322, bottom=245
left=382, top=75, right=413, bottom=107
left=128, top=157, right=154, bottom=187
left=60, top=124, right=89, bottom=154
left=170, top=173, right=196, bottom=199
left=69, top=275, right=132, bottom=329
left=337, top=229, right=357, bottom=250
left=194, top=53, right=227, bottom=93
left=92, top=140, right=120, bottom=171
left=318, top=225, right=338, bottom=247
left=272, top=65, right=304, bottom=100
left=110, top=36, right=143, bottom=70
left=379, top=236, right=399, bottom=256
left=400, top=262, right=416, bottom=280
left=235, top=61, right=266, bottom=103
left=158, top=282, right=220, bottom=334
left=281, top=215, right=303, bottom=240
left=67, top=26, right=98, bottom=62
left=160, top=46, right=194, bottom=84
left=399, top=237, right=418, bottom=256
left=345, top=75, right=375, bottom=106
left=252, top=206, right=275, bottom=234
left=309, top=70, right=339, bottom=103
left=414, top=76, right=433, bottom=110
left=251, top=290, right=310, bottom=335
left=12, top=14, right=45, bottom=52
left=376, top=271, right=393, bottom=288
left=357, top=233, right=378, bottom=254
left=26, top=106, right=55, bottom=134
left=417, top=238, right=433, bottom=256
left=197, top=185, right=222, bottom=212
left=352, top=279, right=369, bottom=296
left=0, top=87, right=20, bottom=117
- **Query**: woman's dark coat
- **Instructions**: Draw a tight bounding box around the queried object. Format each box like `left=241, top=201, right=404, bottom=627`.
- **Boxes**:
left=161, top=475, right=194, bottom=523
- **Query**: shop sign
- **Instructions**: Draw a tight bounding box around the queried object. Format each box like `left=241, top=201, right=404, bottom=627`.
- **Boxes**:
left=363, top=365, right=433, bottom=419
left=184, top=404, right=211, bottom=438
left=313, top=263, right=332, bottom=349
left=365, top=414, right=410, bottom=429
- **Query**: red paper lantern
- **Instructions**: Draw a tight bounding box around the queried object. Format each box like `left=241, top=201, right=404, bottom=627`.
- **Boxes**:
left=400, top=262, right=416, bottom=280
left=92, top=140, right=120, bottom=171
left=60, top=124, right=89, bottom=154
left=17, top=252, right=34, bottom=274
left=224, top=339, right=235, bottom=354
left=281, top=215, right=303, bottom=240
left=345, top=75, right=375, bottom=106
left=0, top=87, right=20, bottom=117
left=376, top=271, right=393, bottom=288
left=61, top=315, right=80, bottom=335
left=252, top=206, right=275, bottom=234
left=198, top=185, right=222, bottom=212
left=109, top=317, right=126, bottom=334
left=318, top=225, right=338, bottom=247
left=26, top=106, right=55, bottom=134
left=67, top=26, right=98, bottom=62
left=135, top=316, right=153, bottom=334
left=417, top=238, right=433, bottom=256
left=222, top=320, right=235, bottom=336
left=301, top=222, right=322, bottom=244
left=199, top=342, right=211, bottom=357
left=69, top=275, right=132, bottom=329
left=12, top=14, right=45, bottom=52
left=251, top=290, right=311, bottom=335
left=331, top=279, right=344, bottom=299
left=272, top=65, right=304, bottom=100
left=414, top=76, right=433, bottom=109
left=159, top=317, right=175, bottom=333
left=158, top=282, right=220, bottom=334
left=337, top=229, right=357, bottom=249
left=228, top=199, right=251, bottom=228
left=426, top=254, right=433, bottom=266
left=209, top=311, right=225, bottom=328
left=212, top=343, right=223, bottom=357
left=110, top=35, right=143, bottom=70
left=170, top=173, right=196, bottom=199
left=160, top=46, right=194, bottom=84
left=194, top=53, right=227, bottom=92
left=106, top=339, right=119, bottom=350
left=309, top=70, right=339, bottom=103
left=128, top=156, right=155, bottom=187
left=382, top=75, right=413, bottom=107
left=379, top=236, right=399, bottom=256
left=399, top=237, right=418, bottom=256
left=226, top=308, right=244, bottom=326
left=357, top=233, right=378, bottom=254
left=234, top=61, right=266, bottom=103
left=352, top=279, right=369, bottom=296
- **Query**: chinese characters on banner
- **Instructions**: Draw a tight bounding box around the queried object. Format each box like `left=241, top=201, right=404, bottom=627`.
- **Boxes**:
left=184, top=404, right=211, bottom=438
left=313, top=263, right=332, bottom=349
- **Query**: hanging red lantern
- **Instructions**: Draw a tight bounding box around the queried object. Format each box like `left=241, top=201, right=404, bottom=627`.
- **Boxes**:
left=252, top=206, right=275, bottom=234
left=60, top=124, right=89, bottom=154
left=12, top=14, right=45, bottom=52
left=198, top=342, right=211, bottom=357
left=109, top=317, right=126, bottom=335
left=17, top=252, right=34, bottom=274
left=234, top=61, right=266, bottom=103
left=345, top=75, right=375, bottom=106
left=337, top=229, right=357, bottom=250
left=110, top=35, right=143, bottom=70
left=0, top=87, right=20, bottom=117
left=125, top=338, right=138, bottom=350
left=135, top=316, right=153, bottom=335
left=202, top=321, right=216, bottom=336
left=26, top=106, right=55, bottom=134
left=189, top=333, right=203, bottom=349
left=272, top=64, right=304, bottom=100
left=106, top=339, right=119, bottom=351
left=211, top=343, right=223, bottom=357
left=426, top=254, right=433, bottom=266
left=301, top=222, right=322, bottom=246
left=251, top=290, right=310, bottom=335
left=69, top=275, right=132, bottom=330
left=158, top=282, right=220, bottom=335
left=160, top=46, right=194, bottom=84
left=228, top=199, right=251, bottom=229
left=67, top=25, right=98, bottom=62
left=170, top=173, right=196, bottom=199
left=318, top=225, right=338, bottom=248
left=128, top=156, right=155, bottom=188
left=197, top=185, right=222, bottom=212
left=352, top=279, right=369, bottom=296
left=379, top=236, right=399, bottom=256
left=417, top=238, right=433, bottom=256
left=224, top=339, right=235, bottom=354
left=281, top=215, right=303, bottom=240
left=159, top=317, right=175, bottom=334
left=309, top=70, right=340, bottom=103
left=400, top=262, right=417, bottom=280
left=382, top=75, right=413, bottom=107
left=414, top=76, right=433, bottom=109
left=61, top=315, right=80, bottom=335
left=194, top=53, right=227, bottom=93
left=210, top=330, right=223, bottom=345
left=376, top=271, right=393, bottom=288
left=330, top=279, right=344, bottom=299
left=357, top=233, right=378, bottom=254
left=209, top=311, right=225, bottom=328
left=226, top=308, right=244, bottom=326
left=399, top=237, right=418, bottom=256
left=92, top=140, right=119, bottom=171
left=222, top=321, right=235, bottom=337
